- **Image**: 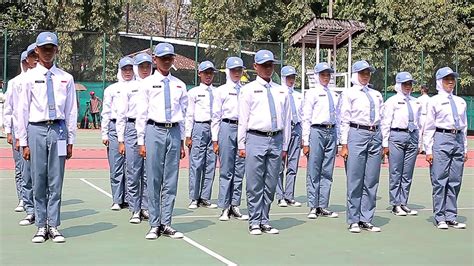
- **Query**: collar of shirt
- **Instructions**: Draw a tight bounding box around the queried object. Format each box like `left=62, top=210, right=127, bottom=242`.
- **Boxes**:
left=225, top=80, right=241, bottom=88
left=437, top=89, right=453, bottom=97
left=256, top=76, right=276, bottom=88
left=35, top=63, right=60, bottom=76
left=152, top=70, right=172, bottom=82
left=199, top=83, right=214, bottom=90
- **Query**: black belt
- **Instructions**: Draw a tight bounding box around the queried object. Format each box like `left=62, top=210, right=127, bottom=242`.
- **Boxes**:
left=291, top=122, right=300, bottom=127
left=312, top=124, right=335, bottom=129
left=29, top=119, right=63, bottom=126
left=222, top=118, right=238, bottom=125
left=436, top=128, right=461, bottom=134
left=110, top=119, right=117, bottom=123
left=391, top=128, right=409, bottom=132
left=350, top=123, right=379, bottom=131
left=127, top=118, right=136, bottom=122
left=195, top=120, right=211, bottom=124
left=248, top=129, right=281, bottom=137
left=147, top=120, right=178, bottom=128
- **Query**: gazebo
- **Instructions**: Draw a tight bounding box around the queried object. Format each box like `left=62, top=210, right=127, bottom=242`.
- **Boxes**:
left=289, top=18, right=365, bottom=94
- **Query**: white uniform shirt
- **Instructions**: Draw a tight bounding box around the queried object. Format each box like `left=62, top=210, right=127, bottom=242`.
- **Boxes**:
left=423, top=91, right=468, bottom=155
left=17, top=64, right=77, bottom=146
left=287, top=86, right=303, bottom=124
left=3, top=74, right=23, bottom=134
left=417, top=93, right=430, bottom=132
left=135, top=71, right=188, bottom=145
left=237, top=76, right=291, bottom=151
left=381, top=93, right=422, bottom=147
left=339, top=86, right=384, bottom=144
left=116, top=80, right=142, bottom=142
left=301, top=85, right=341, bottom=146
left=211, top=81, right=240, bottom=142
left=101, top=81, right=128, bottom=140
left=185, top=83, right=215, bottom=137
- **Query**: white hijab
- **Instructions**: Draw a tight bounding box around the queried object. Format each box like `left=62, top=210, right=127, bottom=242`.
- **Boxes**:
left=225, top=68, right=242, bottom=87
left=436, top=78, right=449, bottom=94
left=116, top=66, right=135, bottom=83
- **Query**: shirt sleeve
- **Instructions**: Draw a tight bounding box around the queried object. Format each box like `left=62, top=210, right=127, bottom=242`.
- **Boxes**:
left=211, top=88, right=223, bottom=142
left=380, top=97, right=394, bottom=148
left=136, top=83, right=149, bottom=146
left=3, top=84, right=13, bottom=134
left=116, top=87, right=129, bottom=143
left=65, top=76, right=78, bottom=145
left=301, top=89, right=314, bottom=146
left=17, top=78, right=32, bottom=147
left=100, top=86, right=112, bottom=140
left=237, top=86, right=250, bottom=150
left=339, top=91, right=351, bottom=145
left=282, top=91, right=291, bottom=152
left=461, top=98, right=468, bottom=155
left=423, top=98, right=436, bottom=155
left=184, top=88, right=195, bottom=138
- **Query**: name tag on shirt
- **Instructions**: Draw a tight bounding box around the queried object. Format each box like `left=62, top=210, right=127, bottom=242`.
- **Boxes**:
left=318, top=94, right=326, bottom=97
left=441, top=102, right=449, bottom=105
left=229, top=92, right=237, bottom=96
left=61, top=80, right=68, bottom=83
left=35, top=80, right=45, bottom=83
left=198, top=94, right=206, bottom=97
left=57, top=140, right=67, bottom=157
left=397, top=102, right=405, bottom=104
left=254, top=90, right=263, bottom=93
left=153, top=85, right=161, bottom=88
left=132, top=89, right=138, bottom=93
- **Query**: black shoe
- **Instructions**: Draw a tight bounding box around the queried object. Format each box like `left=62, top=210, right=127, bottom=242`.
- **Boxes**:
left=359, top=222, right=381, bottom=232
left=160, top=225, right=184, bottom=239
left=120, top=202, right=130, bottom=209
left=317, top=207, right=338, bottom=218
left=230, top=206, right=249, bottom=220
left=446, top=220, right=466, bottom=229
left=260, top=224, right=279, bottom=234
left=19, top=214, right=35, bottom=226
left=400, top=205, right=418, bottom=215
left=48, top=227, right=66, bottom=243
left=392, top=205, right=407, bottom=216
left=32, top=227, right=48, bottom=243
left=199, top=199, right=217, bottom=209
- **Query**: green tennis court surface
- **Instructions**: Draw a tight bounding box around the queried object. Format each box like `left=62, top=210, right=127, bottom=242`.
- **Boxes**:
left=0, top=131, right=472, bottom=265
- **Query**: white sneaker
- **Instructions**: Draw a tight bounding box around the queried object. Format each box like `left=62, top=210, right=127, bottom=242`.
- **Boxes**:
left=317, top=208, right=339, bottom=218
left=307, top=208, right=318, bottom=219
left=392, top=206, right=407, bottom=216
left=249, top=225, right=262, bottom=235
left=219, top=208, right=230, bottom=221
left=437, top=221, right=449, bottom=229
left=287, top=199, right=302, bottom=207
left=447, top=221, right=466, bottom=229
left=230, top=206, right=249, bottom=221
left=277, top=199, right=287, bottom=207
left=360, top=222, right=381, bottom=232
left=32, top=227, right=48, bottom=243
left=110, top=203, right=121, bottom=211
left=400, top=205, right=418, bottom=215
left=199, top=199, right=218, bottom=209
left=14, top=200, right=25, bottom=212
left=145, top=227, right=159, bottom=240
left=129, top=212, right=141, bottom=224
left=48, top=227, right=66, bottom=243
left=261, top=224, right=279, bottom=234
left=188, top=200, right=198, bottom=209
left=161, top=225, right=184, bottom=239
left=348, top=223, right=361, bottom=233
left=19, top=214, right=35, bottom=226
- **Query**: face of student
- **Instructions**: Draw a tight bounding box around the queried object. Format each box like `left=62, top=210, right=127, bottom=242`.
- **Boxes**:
left=254, top=61, right=274, bottom=81
left=199, top=69, right=215, bottom=86
left=154, top=55, right=175, bottom=73
left=26, top=53, right=38, bottom=69
left=285, top=74, right=296, bottom=87
left=401, top=81, right=413, bottom=95
left=35, top=44, right=57, bottom=64
left=121, top=65, right=134, bottom=81
left=138, top=62, right=152, bottom=79
left=358, top=69, right=371, bottom=85
left=229, top=67, right=243, bottom=83
left=319, top=70, right=331, bottom=86
left=442, top=75, right=456, bottom=93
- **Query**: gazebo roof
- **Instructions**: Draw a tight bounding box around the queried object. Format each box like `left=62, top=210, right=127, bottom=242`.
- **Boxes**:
left=290, top=18, right=365, bottom=49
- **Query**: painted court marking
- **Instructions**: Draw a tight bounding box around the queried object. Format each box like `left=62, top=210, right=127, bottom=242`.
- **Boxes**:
left=80, top=178, right=237, bottom=266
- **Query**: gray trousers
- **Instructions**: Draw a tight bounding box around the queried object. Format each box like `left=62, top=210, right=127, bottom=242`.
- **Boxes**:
left=430, top=131, right=465, bottom=223
left=28, top=123, right=66, bottom=227
left=245, top=131, right=283, bottom=227
left=277, top=123, right=302, bottom=201
left=125, top=121, right=147, bottom=213
left=21, top=154, right=34, bottom=215
left=11, top=129, right=24, bottom=202
left=145, top=124, right=181, bottom=227
left=188, top=122, right=216, bottom=201
left=107, top=121, right=126, bottom=205
left=346, top=127, right=382, bottom=224
left=306, top=126, right=337, bottom=208
left=388, top=130, right=418, bottom=206
left=217, top=121, right=245, bottom=209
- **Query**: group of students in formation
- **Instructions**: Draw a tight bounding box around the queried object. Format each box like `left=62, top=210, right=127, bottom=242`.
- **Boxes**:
left=4, top=31, right=468, bottom=244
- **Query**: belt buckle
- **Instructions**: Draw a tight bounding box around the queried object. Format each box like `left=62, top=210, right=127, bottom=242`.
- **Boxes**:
left=368, top=126, right=375, bottom=131
left=165, top=123, right=173, bottom=128
left=266, top=131, right=274, bottom=137
left=46, top=120, right=54, bottom=125
left=451, top=129, right=458, bottom=134
left=326, top=124, right=332, bottom=129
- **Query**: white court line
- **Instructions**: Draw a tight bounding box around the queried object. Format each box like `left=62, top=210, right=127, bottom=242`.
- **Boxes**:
left=80, top=178, right=237, bottom=266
